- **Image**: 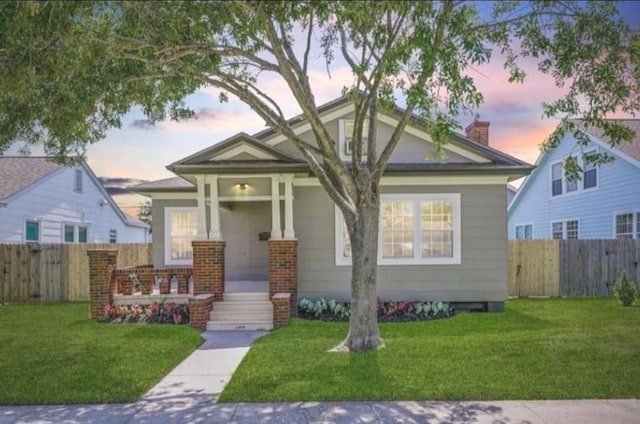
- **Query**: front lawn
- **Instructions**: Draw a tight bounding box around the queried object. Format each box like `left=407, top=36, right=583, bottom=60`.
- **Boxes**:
left=0, top=302, right=202, bottom=404
left=220, top=298, right=640, bottom=401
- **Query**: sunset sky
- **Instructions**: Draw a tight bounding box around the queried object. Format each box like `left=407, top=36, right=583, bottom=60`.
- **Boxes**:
left=6, top=2, right=640, bottom=193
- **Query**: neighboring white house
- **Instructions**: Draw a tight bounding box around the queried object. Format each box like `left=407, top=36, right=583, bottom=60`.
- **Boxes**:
left=0, top=157, right=149, bottom=243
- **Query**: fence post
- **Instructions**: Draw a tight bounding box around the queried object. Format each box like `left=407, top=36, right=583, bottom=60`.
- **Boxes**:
left=87, top=249, right=118, bottom=320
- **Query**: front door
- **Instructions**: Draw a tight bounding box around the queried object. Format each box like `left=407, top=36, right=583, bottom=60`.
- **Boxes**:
left=220, top=201, right=271, bottom=281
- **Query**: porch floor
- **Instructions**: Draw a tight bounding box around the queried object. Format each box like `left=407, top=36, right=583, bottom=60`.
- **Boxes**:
left=225, top=280, right=268, bottom=293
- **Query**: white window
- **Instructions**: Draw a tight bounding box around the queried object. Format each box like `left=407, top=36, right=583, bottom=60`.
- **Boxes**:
left=551, top=220, right=579, bottom=239
left=339, top=119, right=368, bottom=159
left=78, top=226, right=89, bottom=243
left=74, top=169, right=83, bottom=193
left=109, top=229, right=117, bottom=243
left=63, top=224, right=75, bottom=243
left=164, top=207, right=198, bottom=265
left=550, top=151, right=598, bottom=197
left=615, top=213, right=636, bottom=239
left=335, top=193, right=461, bottom=266
left=515, top=224, right=533, bottom=240
left=25, top=219, right=40, bottom=242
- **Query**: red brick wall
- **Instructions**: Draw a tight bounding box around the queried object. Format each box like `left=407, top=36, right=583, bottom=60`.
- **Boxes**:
left=268, top=239, right=298, bottom=316
left=88, top=249, right=118, bottom=320
left=192, top=240, right=225, bottom=300
left=272, top=293, right=291, bottom=328
left=189, top=294, right=215, bottom=331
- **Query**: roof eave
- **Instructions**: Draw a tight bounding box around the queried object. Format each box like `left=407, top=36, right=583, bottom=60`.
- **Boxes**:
left=168, top=163, right=311, bottom=174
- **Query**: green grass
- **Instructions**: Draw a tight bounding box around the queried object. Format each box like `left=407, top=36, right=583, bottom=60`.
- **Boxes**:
left=220, top=298, right=640, bottom=402
left=0, top=302, right=202, bottom=405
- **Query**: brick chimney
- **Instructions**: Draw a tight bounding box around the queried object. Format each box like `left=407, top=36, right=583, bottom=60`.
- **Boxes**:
left=465, top=114, right=490, bottom=146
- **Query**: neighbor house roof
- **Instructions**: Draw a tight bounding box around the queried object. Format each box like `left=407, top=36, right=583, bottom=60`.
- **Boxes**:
left=571, top=119, right=640, bottom=162
left=0, top=157, right=63, bottom=202
left=132, top=177, right=195, bottom=193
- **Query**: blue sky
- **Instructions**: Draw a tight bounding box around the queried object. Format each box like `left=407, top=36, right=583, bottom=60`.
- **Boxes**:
left=6, top=1, right=640, bottom=184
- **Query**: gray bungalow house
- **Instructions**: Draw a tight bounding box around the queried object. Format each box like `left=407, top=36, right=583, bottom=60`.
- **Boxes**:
left=134, top=96, right=530, bottom=329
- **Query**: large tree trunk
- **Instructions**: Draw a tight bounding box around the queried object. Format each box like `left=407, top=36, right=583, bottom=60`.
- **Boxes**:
left=337, top=189, right=383, bottom=352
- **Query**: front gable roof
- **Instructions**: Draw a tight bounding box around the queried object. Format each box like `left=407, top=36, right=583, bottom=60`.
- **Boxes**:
left=166, top=94, right=530, bottom=177
left=169, top=133, right=303, bottom=167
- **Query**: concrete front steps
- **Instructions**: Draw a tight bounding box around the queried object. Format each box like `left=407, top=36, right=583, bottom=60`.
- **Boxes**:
left=206, top=292, right=273, bottom=331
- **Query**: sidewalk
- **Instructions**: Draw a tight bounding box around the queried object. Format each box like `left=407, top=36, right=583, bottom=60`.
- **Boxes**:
left=1, top=331, right=639, bottom=423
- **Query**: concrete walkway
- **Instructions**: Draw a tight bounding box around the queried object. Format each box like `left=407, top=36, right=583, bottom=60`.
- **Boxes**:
left=1, top=331, right=639, bottom=423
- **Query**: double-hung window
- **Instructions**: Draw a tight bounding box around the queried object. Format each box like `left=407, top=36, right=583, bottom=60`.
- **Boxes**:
left=336, top=193, right=461, bottom=265
left=551, top=150, right=598, bottom=197
left=338, top=119, right=369, bottom=159
left=614, top=212, right=640, bottom=239
left=515, top=224, right=533, bottom=240
left=551, top=220, right=579, bottom=239
left=25, top=219, right=40, bottom=242
left=164, top=207, right=198, bottom=265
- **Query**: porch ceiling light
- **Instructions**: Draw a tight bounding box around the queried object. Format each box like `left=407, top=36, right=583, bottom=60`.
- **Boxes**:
left=239, top=183, right=248, bottom=191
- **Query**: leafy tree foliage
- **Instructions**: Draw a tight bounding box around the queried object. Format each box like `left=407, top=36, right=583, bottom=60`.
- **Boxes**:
left=1, top=1, right=638, bottom=351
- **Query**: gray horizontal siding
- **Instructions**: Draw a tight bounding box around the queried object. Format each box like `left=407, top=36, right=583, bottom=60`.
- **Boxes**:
left=294, top=184, right=507, bottom=302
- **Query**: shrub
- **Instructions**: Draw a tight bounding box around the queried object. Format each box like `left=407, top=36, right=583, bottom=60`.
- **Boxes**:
left=102, top=300, right=190, bottom=324
left=298, top=298, right=453, bottom=322
left=613, top=271, right=638, bottom=306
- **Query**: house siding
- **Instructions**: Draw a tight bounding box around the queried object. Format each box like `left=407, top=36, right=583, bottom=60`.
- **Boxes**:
left=294, top=183, right=508, bottom=302
left=0, top=166, right=148, bottom=244
left=508, top=133, right=640, bottom=239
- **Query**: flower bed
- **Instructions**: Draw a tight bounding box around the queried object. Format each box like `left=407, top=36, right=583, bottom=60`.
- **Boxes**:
left=102, top=301, right=190, bottom=325
left=298, top=298, right=453, bottom=322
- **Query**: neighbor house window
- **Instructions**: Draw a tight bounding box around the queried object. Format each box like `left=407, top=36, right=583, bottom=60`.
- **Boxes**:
left=339, top=119, right=368, bottom=159
left=164, top=207, right=198, bottom=265
left=336, top=193, right=461, bottom=265
left=615, top=213, right=634, bottom=239
left=63, top=224, right=75, bottom=243
left=551, top=220, right=579, bottom=239
left=551, top=151, right=598, bottom=197
left=74, top=169, right=83, bottom=193
left=78, top=226, right=89, bottom=243
left=515, top=224, right=533, bottom=240
left=25, top=219, right=40, bottom=242
left=551, top=163, right=563, bottom=196
left=109, top=229, right=117, bottom=243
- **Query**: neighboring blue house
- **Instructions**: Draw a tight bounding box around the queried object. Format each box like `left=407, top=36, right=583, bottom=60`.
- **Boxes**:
left=508, top=119, right=640, bottom=240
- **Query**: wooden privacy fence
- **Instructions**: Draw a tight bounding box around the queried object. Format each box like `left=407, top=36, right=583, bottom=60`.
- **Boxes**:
left=509, top=239, right=640, bottom=297
left=0, top=243, right=152, bottom=303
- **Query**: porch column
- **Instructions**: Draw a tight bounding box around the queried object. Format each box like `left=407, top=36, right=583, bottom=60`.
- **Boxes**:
left=271, top=174, right=282, bottom=239
left=195, top=175, right=207, bottom=239
left=208, top=175, right=222, bottom=240
left=283, top=174, right=295, bottom=239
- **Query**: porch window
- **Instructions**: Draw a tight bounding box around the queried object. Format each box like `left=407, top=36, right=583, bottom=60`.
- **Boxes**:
left=335, top=193, right=461, bottom=265
left=165, top=207, right=198, bottom=265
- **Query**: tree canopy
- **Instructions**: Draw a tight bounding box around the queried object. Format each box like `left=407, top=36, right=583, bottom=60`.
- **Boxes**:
left=1, top=1, right=638, bottom=351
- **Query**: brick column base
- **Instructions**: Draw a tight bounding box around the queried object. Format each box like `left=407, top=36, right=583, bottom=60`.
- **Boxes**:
left=192, top=240, right=225, bottom=300
left=272, top=293, right=291, bottom=328
left=189, top=294, right=215, bottom=331
left=88, top=249, right=118, bottom=320
left=268, top=239, right=298, bottom=316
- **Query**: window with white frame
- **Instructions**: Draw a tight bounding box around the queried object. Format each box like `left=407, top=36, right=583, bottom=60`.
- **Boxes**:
left=74, top=169, right=83, bottom=193
left=551, top=220, right=579, bottom=239
left=614, top=212, right=639, bottom=239
left=78, top=225, right=89, bottom=243
left=338, top=119, right=369, bottom=159
left=165, top=207, right=198, bottom=265
left=336, top=193, right=461, bottom=265
left=25, top=219, right=40, bottom=242
left=63, top=224, right=75, bottom=243
left=515, top=224, right=533, bottom=240
left=550, top=151, right=598, bottom=197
